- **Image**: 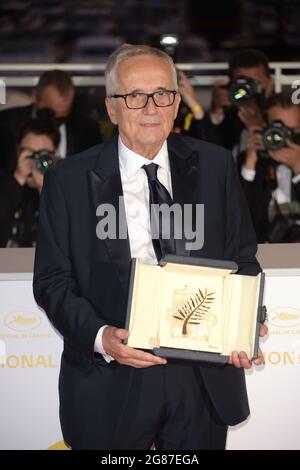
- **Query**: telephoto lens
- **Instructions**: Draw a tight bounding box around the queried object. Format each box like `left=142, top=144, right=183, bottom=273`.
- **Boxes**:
left=229, top=76, right=263, bottom=106
left=263, top=121, right=300, bottom=150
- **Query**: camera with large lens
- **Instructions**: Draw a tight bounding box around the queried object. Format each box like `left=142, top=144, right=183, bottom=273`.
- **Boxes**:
left=263, top=121, right=300, bottom=151
left=229, top=76, right=263, bottom=106
left=32, top=149, right=60, bottom=172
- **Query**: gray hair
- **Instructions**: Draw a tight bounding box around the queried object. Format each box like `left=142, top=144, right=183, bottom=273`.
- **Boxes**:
left=105, top=44, right=178, bottom=96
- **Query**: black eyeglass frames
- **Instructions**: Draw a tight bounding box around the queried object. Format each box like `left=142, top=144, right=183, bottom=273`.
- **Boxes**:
left=110, top=90, right=177, bottom=109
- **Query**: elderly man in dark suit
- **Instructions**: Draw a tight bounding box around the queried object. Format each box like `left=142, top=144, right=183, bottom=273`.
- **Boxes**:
left=33, top=44, right=267, bottom=450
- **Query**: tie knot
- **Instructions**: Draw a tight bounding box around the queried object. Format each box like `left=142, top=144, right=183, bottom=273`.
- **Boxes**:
left=142, top=163, right=158, bottom=182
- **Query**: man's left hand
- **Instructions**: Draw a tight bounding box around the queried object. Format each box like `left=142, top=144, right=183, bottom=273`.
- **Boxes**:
left=228, top=323, right=268, bottom=369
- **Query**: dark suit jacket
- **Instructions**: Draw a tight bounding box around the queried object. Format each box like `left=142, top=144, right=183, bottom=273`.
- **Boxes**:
left=0, top=104, right=102, bottom=175
left=240, top=158, right=300, bottom=242
left=33, top=133, right=261, bottom=447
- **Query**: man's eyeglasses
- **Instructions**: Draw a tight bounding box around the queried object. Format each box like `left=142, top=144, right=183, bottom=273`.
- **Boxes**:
left=110, top=90, right=177, bottom=109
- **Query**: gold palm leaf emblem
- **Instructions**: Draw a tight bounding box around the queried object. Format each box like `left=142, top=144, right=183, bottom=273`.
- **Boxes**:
left=173, top=287, right=215, bottom=336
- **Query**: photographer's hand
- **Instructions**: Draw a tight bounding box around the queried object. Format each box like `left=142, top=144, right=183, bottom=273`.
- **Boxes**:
left=244, top=126, right=264, bottom=170
left=238, top=101, right=265, bottom=130
left=27, top=167, right=44, bottom=193
left=13, top=151, right=34, bottom=186
left=178, top=71, right=204, bottom=119
left=269, top=140, right=300, bottom=176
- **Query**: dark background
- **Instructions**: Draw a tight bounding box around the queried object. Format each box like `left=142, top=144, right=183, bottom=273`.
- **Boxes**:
left=0, top=0, right=300, bottom=64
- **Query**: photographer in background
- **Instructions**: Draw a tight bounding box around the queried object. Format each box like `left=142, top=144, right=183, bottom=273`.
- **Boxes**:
left=209, top=49, right=274, bottom=157
left=177, top=70, right=222, bottom=144
left=240, top=92, right=300, bottom=243
left=0, top=110, right=60, bottom=247
left=0, top=69, right=102, bottom=177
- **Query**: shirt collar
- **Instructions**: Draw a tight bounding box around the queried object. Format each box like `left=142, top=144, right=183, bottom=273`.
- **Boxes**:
left=118, top=136, right=169, bottom=178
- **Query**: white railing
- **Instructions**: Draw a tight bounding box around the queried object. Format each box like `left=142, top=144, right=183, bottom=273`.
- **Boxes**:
left=0, top=62, right=299, bottom=91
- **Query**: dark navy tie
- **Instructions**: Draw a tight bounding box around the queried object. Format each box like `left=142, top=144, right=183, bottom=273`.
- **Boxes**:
left=143, top=163, right=175, bottom=261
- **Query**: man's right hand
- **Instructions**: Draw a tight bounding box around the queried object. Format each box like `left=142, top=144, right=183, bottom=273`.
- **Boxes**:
left=102, top=326, right=167, bottom=368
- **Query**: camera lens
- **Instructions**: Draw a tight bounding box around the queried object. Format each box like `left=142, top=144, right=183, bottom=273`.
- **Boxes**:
left=263, top=121, right=290, bottom=150
left=33, top=149, right=59, bottom=172
left=229, top=76, right=262, bottom=106
left=264, top=129, right=285, bottom=149
left=233, top=86, right=248, bottom=102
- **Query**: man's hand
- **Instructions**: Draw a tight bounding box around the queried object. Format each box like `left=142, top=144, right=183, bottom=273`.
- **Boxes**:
left=238, top=101, right=265, bottom=130
left=178, top=71, right=204, bottom=119
left=102, top=326, right=167, bottom=368
left=243, top=125, right=264, bottom=170
left=228, top=323, right=268, bottom=369
left=269, top=140, right=300, bottom=176
left=13, top=152, right=34, bottom=186
left=27, top=167, right=45, bottom=193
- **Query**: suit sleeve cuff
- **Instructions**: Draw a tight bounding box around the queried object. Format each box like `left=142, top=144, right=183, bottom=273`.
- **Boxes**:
left=94, top=325, right=115, bottom=363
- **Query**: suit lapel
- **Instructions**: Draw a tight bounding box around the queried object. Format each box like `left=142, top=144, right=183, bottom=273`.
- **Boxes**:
left=88, top=136, right=131, bottom=294
left=168, top=134, right=200, bottom=257
left=88, top=134, right=200, bottom=290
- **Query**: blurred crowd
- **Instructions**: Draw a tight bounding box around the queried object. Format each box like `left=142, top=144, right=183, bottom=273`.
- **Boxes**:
left=1, top=48, right=300, bottom=248
left=178, top=49, right=300, bottom=244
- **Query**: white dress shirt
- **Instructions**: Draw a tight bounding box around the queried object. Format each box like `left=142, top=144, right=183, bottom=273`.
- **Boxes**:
left=94, top=136, right=172, bottom=361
